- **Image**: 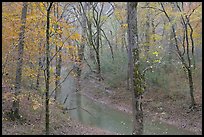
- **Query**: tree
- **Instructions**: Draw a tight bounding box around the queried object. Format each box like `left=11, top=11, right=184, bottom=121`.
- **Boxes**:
left=11, top=2, right=28, bottom=120
left=144, top=2, right=150, bottom=60
left=127, top=2, right=144, bottom=135
left=114, top=2, right=128, bottom=52
left=45, top=2, right=53, bottom=135
left=73, top=2, right=88, bottom=91
left=80, top=2, right=114, bottom=81
left=54, top=3, right=62, bottom=100
left=141, top=2, right=201, bottom=109
left=160, top=2, right=200, bottom=109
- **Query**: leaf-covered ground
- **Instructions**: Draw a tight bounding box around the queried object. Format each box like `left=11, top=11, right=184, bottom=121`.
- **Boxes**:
left=2, top=68, right=202, bottom=135
left=2, top=91, right=116, bottom=135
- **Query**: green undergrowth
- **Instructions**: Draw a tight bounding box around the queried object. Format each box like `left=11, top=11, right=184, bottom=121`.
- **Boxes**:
left=101, top=49, right=128, bottom=88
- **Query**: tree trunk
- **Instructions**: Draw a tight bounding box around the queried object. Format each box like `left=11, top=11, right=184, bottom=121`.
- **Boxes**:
left=12, top=2, right=28, bottom=120
left=76, top=2, right=87, bottom=91
left=96, top=50, right=101, bottom=80
left=187, top=68, right=196, bottom=108
left=45, top=2, right=53, bottom=135
left=127, top=61, right=130, bottom=90
left=96, top=25, right=101, bottom=81
left=144, top=2, right=150, bottom=60
left=36, top=56, right=41, bottom=90
left=168, top=31, right=174, bottom=62
left=151, top=19, right=156, bottom=43
left=55, top=48, right=62, bottom=100
left=160, top=2, right=196, bottom=109
left=127, top=2, right=143, bottom=135
left=54, top=3, right=62, bottom=100
left=89, top=46, right=95, bottom=63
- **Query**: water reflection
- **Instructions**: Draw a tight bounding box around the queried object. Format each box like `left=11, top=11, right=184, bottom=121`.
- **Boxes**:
left=76, top=93, right=83, bottom=122
left=59, top=72, right=195, bottom=135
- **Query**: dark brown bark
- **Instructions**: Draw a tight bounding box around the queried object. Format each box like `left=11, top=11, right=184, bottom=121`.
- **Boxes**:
left=127, top=2, right=143, bottom=135
left=187, top=68, right=196, bottom=108
left=45, top=2, right=53, bottom=135
left=96, top=50, right=101, bottom=80
left=96, top=25, right=101, bottom=80
left=12, top=2, right=28, bottom=120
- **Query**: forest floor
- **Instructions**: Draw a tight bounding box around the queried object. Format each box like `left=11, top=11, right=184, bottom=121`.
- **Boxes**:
left=80, top=75, right=202, bottom=135
left=2, top=91, right=116, bottom=135
left=2, top=69, right=202, bottom=135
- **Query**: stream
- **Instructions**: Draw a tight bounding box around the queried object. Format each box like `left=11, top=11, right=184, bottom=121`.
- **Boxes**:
left=58, top=69, right=195, bottom=135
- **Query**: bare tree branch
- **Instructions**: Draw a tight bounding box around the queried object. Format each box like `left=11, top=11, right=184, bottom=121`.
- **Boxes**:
left=47, top=2, right=53, bottom=11
left=49, top=68, right=74, bottom=98
left=100, top=28, right=114, bottom=61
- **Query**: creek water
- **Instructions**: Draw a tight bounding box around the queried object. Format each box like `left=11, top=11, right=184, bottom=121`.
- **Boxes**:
left=58, top=71, right=195, bottom=135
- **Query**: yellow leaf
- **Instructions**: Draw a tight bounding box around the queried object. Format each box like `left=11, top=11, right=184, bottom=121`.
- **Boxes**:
left=70, top=33, right=81, bottom=40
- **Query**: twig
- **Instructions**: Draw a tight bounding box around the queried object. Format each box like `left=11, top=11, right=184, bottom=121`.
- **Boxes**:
left=140, top=6, right=164, bottom=12
left=63, top=94, right=69, bottom=104
left=63, top=105, right=96, bottom=118
left=100, top=28, right=114, bottom=61
left=78, top=106, right=96, bottom=118
left=47, top=2, right=53, bottom=11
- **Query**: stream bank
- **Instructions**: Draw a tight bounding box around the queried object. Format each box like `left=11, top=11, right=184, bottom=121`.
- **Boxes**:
left=79, top=76, right=202, bottom=135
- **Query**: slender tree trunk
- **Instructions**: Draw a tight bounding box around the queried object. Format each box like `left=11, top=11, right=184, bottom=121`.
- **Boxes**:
left=36, top=56, right=41, bottom=90
left=55, top=47, right=62, bottom=100
left=168, top=31, right=174, bottom=61
left=144, top=2, right=150, bottom=60
left=96, top=50, right=101, bottom=80
left=89, top=47, right=95, bottom=63
left=127, top=2, right=143, bottom=135
left=121, top=33, right=124, bottom=51
left=12, top=2, right=28, bottom=120
left=36, top=40, right=43, bottom=90
left=96, top=25, right=101, bottom=81
left=151, top=19, right=156, bottom=43
left=85, top=3, right=95, bottom=64
left=54, top=3, right=62, bottom=100
left=76, top=2, right=87, bottom=91
left=115, top=33, right=118, bottom=50
left=122, top=33, right=127, bottom=52
left=127, top=61, right=130, bottom=90
left=45, top=2, right=53, bottom=135
left=87, top=22, right=95, bottom=65
left=187, top=68, right=196, bottom=108
left=160, top=2, right=196, bottom=109
left=100, top=28, right=114, bottom=61
left=82, top=2, right=102, bottom=80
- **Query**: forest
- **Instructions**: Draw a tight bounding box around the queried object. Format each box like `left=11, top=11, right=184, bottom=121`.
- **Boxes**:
left=2, top=2, right=202, bottom=135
